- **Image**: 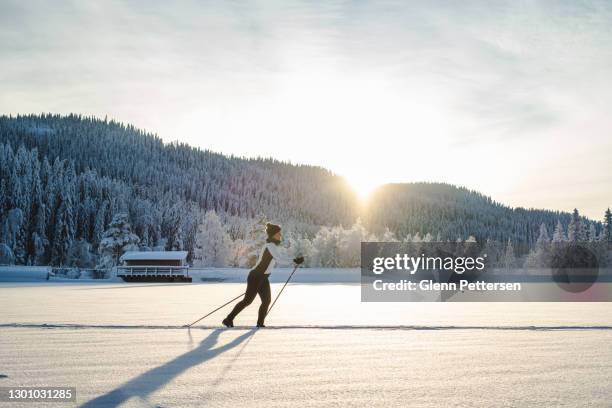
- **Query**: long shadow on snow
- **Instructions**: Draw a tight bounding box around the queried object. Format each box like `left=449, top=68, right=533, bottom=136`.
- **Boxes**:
left=80, top=328, right=256, bottom=407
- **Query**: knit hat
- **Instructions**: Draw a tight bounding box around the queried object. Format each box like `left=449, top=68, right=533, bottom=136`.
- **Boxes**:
left=265, top=222, right=281, bottom=237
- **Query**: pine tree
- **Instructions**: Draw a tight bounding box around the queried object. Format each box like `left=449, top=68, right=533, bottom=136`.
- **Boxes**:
left=27, top=166, right=47, bottom=265
left=503, top=239, right=516, bottom=270
left=92, top=200, right=108, bottom=250
left=338, top=219, right=370, bottom=267
left=97, top=213, right=140, bottom=269
left=0, top=243, right=14, bottom=264
left=193, top=210, right=231, bottom=267
left=552, top=220, right=565, bottom=242
left=483, top=238, right=501, bottom=266
left=567, top=208, right=586, bottom=242
left=588, top=223, right=597, bottom=242
left=50, top=192, right=76, bottom=266
left=536, top=223, right=550, bottom=247
left=68, top=239, right=94, bottom=268
left=3, top=208, right=25, bottom=263
left=526, top=222, right=552, bottom=268
left=604, top=208, right=612, bottom=243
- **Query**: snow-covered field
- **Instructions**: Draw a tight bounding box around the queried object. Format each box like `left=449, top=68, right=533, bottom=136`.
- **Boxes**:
left=1, top=269, right=611, bottom=407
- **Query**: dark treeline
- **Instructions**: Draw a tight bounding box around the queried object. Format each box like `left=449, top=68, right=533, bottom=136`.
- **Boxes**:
left=365, top=183, right=601, bottom=248
left=0, top=114, right=357, bottom=227
left=0, top=114, right=606, bottom=266
left=0, top=114, right=357, bottom=266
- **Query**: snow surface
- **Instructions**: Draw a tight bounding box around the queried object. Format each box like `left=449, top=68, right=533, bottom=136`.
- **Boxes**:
left=1, top=270, right=611, bottom=407
left=0, top=265, right=50, bottom=281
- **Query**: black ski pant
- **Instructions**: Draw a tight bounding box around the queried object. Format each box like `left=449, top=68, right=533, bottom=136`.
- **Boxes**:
left=227, top=271, right=271, bottom=325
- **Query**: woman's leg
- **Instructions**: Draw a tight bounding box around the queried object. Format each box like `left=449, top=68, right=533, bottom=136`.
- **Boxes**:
left=257, top=275, right=271, bottom=326
left=226, top=272, right=261, bottom=321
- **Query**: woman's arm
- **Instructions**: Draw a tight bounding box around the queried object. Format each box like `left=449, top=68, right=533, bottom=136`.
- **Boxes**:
left=266, top=243, right=294, bottom=265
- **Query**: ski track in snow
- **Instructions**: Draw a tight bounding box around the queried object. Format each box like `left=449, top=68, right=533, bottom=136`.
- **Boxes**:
left=2, top=323, right=612, bottom=331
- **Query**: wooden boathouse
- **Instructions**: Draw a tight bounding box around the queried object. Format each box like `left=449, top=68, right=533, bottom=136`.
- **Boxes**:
left=117, top=251, right=191, bottom=282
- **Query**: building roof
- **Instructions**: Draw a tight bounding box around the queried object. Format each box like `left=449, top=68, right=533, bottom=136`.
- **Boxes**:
left=120, top=251, right=188, bottom=262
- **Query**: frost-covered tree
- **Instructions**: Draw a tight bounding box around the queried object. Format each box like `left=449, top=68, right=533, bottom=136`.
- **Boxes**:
left=588, top=223, right=597, bottom=242
left=482, top=238, right=502, bottom=266
left=311, top=226, right=340, bottom=267
left=68, top=239, right=94, bottom=268
left=337, top=220, right=371, bottom=267
left=503, top=239, right=516, bottom=270
left=2, top=208, right=25, bottom=263
left=378, top=228, right=398, bottom=242
left=27, top=166, right=47, bottom=265
left=92, top=200, right=108, bottom=250
left=287, top=234, right=314, bottom=267
left=552, top=221, right=566, bottom=243
left=50, top=191, right=76, bottom=266
left=536, top=223, right=550, bottom=246
left=567, top=209, right=586, bottom=242
left=228, top=238, right=247, bottom=267
left=604, top=208, right=612, bottom=243
left=193, top=210, right=231, bottom=267
left=241, top=216, right=269, bottom=268
left=97, top=213, right=140, bottom=269
left=0, top=243, right=14, bottom=264
left=525, top=223, right=552, bottom=269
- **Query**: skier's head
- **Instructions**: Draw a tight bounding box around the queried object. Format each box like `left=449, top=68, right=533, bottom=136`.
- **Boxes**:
left=266, top=222, right=282, bottom=243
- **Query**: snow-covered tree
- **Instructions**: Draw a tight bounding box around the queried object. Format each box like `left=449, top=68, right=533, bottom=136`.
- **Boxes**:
left=377, top=228, right=398, bottom=242
left=2, top=208, right=25, bottom=263
left=337, top=220, right=371, bottom=267
left=483, top=238, right=502, bottom=266
left=287, top=234, right=314, bottom=267
left=311, top=226, right=340, bottom=267
left=97, top=213, right=140, bottom=269
left=604, top=208, right=612, bottom=243
left=228, top=238, right=247, bottom=267
left=193, top=210, right=231, bottom=267
left=567, top=209, right=586, bottom=242
left=503, top=239, right=516, bottom=270
left=552, top=221, right=566, bottom=243
left=0, top=243, right=14, bottom=265
left=241, top=216, right=269, bottom=268
left=536, top=223, right=550, bottom=246
left=92, top=200, right=108, bottom=250
left=68, top=239, right=94, bottom=268
left=50, top=191, right=75, bottom=266
left=526, top=223, right=552, bottom=269
left=588, top=223, right=597, bottom=242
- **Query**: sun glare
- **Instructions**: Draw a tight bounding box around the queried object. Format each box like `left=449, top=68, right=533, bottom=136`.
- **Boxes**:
left=345, top=174, right=381, bottom=202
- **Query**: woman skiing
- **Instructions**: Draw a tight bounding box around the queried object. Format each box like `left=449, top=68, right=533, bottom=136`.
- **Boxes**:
left=223, top=223, right=304, bottom=328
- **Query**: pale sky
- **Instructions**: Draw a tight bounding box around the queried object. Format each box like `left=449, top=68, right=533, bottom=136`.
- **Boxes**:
left=1, top=0, right=611, bottom=219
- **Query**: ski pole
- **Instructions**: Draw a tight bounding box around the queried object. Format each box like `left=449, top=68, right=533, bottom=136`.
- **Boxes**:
left=266, top=264, right=300, bottom=318
left=184, top=291, right=245, bottom=328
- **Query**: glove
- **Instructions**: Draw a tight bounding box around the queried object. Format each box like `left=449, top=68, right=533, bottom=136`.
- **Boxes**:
left=293, top=256, right=304, bottom=265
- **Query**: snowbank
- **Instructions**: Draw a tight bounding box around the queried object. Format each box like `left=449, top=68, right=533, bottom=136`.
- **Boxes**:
left=189, top=267, right=360, bottom=283
left=0, top=265, right=50, bottom=281
left=0, top=266, right=360, bottom=283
